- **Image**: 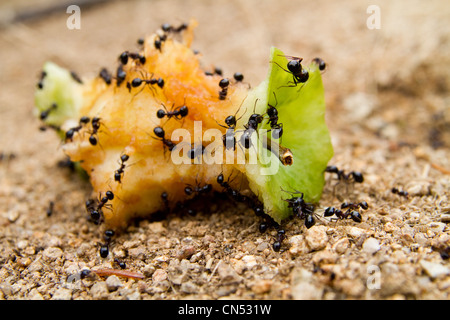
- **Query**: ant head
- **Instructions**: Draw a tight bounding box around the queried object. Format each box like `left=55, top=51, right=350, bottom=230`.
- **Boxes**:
left=325, top=165, right=339, bottom=174
left=324, top=207, right=335, bottom=217
left=131, top=78, right=142, bottom=87
left=120, top=154, right=129, bottom=163
left=298, top=69, right=309, bottom=83
left=359, top=201, right=369, bottom=210
left=157, top=78, right=164, bottom=88
left=233, top=72, right=244, bottom=82
left=178, top=105, right=188, bottom=117
left=219, top=78, right=230, bottom=89
left=350, top=211, right=362, bottom=223
left=65, top=129, right=75, bottom=140
left=305, top=214, right=316, bottom=229
left=89, top=135, right=98, bottom=146
left=225, top=115, right=236, bottom=127
left=351, top=171, right=364, bottom=183
left=80, top=116, right=90, bottom=124
left=119, top=51, right=129, bottom=65
left=157, top=109, right=166, bottom=119
left=287, top=60, right=302, bottom=73
left=105, top=191, right=114, bottom=200
left=217, top=173, right=225, bottom=185
left=153, top=126, right=165, bottom=138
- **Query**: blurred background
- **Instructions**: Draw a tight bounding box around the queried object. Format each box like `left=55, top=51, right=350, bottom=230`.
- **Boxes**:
left=0, top=0, right=448, bottom=156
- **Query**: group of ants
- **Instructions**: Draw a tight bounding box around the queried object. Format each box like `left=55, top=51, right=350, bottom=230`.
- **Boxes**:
left=37, top=22, right=411, bottom=267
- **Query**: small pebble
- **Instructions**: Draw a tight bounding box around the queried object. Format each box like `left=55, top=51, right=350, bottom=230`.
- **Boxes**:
left=305, top=226, right=328, bottom=251
left=51, top=288, right=72, bottom=300
left=90, top=282, right=109, bottom=299
left=362, top=237, right=381, bottom=254
left=420, top=260, right=450, bottom=279
left=42, top=247, right=63, bottom=261
left=106, top=275, right=124, bottom=292
left=251, top=279, right=272, bottom=294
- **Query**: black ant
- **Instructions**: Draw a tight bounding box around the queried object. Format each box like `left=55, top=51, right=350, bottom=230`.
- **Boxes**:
left=161, top=191, right=169, bottom=211
left=40, top=103, right=57, bottom=121
left=233, top=72, right=244, bottom=82
left=153, top=126, right=176, bottom=152
left=99, top=68, right=112, bottom=85
left=391, top=187, right=409, bottom=198
left=37, top=70, right=46, bottom=89
left=184, top=182, right=212, bottom=197
left=119, top=51, right=146, bottom=66
left=187, top=143, right=206, bottom=163
left=46, top=201, right=55, bottom=217
left=114, top=154, right=130, bottom=183
left=236, top=100, right=264, bottom=150
left=104, top=229, right=115, bottom=243
left=282, top=188, right=316, bottom=229
left=272, top=55, right=309, bottom=88
left=99, top=244, right=109, bottom=258
left=128, top=74, right=164, bottom=95
left=88, top=117, right=103, bottom=146
left=70, top=71, right=83, bottom=84
left=157, top=103, right=188, bottom=121
left=340, top=201, right=369, bottom=211
left=312, top=57, right=326, bottom=71
left=324, top=200, right=368, bottom=223
left=87, top=191, right=114, bottom=224
left=218, top=78, right=229, bottom=100
left=325, top=165, right=364, bottom=183
left=65, top=116, right=90, bottom=142
left=272, top=228, right=285, bottom=252
left=266, top=92, right=283, bottom=139
left=216, top=172, right=247, bottom=203
left=116, top=65, right=127, bottom=87
left=161, top=22, right=189, bottom=34
left=216, top=99, right=247, bottom=151
left=114, top=258, right=126, bottom=269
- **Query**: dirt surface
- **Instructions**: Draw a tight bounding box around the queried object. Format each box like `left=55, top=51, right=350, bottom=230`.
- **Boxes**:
left=0, top=0, right=449, bottom=300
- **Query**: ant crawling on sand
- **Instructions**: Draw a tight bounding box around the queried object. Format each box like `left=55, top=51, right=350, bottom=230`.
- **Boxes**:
left=391, top=187, right=409, bottom=198
left=325, top=165, right=364, bottom=198
left=324, top=200, right=368, bottom=223
left=325, top=165, right=364, bottom=183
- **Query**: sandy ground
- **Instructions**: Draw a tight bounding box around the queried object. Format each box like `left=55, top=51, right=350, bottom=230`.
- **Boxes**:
left=0, top=0, right=449, bottom=300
